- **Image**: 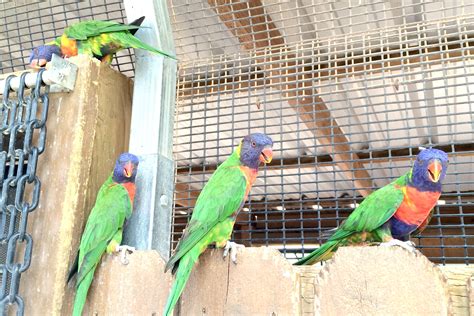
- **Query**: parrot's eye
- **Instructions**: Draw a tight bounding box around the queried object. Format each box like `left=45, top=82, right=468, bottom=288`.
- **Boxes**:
left=251, top=141, right=256, bottom=148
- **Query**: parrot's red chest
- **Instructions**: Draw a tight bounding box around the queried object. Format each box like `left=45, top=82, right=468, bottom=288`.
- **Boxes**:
left=121, top=182, right=136, bottom=206
left=239, top=166, right=258, bottom=200
left=394, top=186, right=441, bottom=226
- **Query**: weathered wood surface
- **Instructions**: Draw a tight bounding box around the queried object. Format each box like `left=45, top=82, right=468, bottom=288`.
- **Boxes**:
left=439, top=265, right=474, bottom=316
left=298, top=246, right=453, bottom=316
left=16, top=55, right=132, bottom=315
left=85, top=251, right=173, bottom=315
left=181, top=247, right=300, bottom=315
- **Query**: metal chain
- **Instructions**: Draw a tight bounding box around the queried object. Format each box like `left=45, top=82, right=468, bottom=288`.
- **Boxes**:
left=0, top=70, right=49, bottom=315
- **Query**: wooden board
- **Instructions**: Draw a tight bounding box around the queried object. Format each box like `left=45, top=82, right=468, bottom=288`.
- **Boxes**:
left=16, top=55, right=132, bottom=315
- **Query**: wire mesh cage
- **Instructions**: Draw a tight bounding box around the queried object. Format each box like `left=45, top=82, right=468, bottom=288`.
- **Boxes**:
left=0, top=0, right=135, bottom=77
left=171, top=0, right=474, bottom=264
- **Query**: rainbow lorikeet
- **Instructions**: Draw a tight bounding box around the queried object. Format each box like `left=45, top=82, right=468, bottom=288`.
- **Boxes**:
left=163, top=133, right=274, bottom=316
left=67, top=153, right=139, bottom=316
left=295, top=148, right=448, bottom=265
left=29, top=16, right=175, bottom=68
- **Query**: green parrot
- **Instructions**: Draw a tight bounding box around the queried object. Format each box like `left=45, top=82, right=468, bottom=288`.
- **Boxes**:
left=163, top=133, right=274, bottom=316
left=67, top=153, right=139, bottom=316
left=295, top=148, right=449, bottom=265
left=29, top=16, right=175, bottom=68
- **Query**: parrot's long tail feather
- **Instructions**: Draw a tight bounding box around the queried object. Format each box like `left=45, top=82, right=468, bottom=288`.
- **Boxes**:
left=294, top=239, right=340, bottom=265
left=128, top=16, right=145, bottom=35
left=125, top=34, right=177, bottom=60
left=72, top=266, right=96, bottom=316
left=163, top=255, right=196, bottom=316
left=67, top=252, right=79, bottom=284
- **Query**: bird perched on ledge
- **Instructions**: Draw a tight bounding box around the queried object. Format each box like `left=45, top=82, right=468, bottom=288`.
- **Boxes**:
left=295, top=148, right=448, bottom=265
left=163, top=133, right=273, bottom=316
left=67, top=153, right=139, bottom=316
left=29, top=16, right=175, bottom=68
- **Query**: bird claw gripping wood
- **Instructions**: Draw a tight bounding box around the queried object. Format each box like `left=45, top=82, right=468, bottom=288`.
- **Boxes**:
left=116, top=245, right=135, bottom=265
left=223, top=241, right=245, bottom=264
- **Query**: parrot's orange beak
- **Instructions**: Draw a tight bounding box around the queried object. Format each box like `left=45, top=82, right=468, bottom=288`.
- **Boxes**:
left=29, top=59, right=48, bottom=69
left=123, top=161, right=134, bottom=178
left=259, top=147, right=273, bottom=164
left=428, top=159, right=442, bottom=183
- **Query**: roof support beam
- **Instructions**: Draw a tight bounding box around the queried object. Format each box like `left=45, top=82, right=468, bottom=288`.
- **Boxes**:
left=175, top=142, right=474, bottom=176
left=177, top=35, right=474, bottom=98
left=208, top=0, right=373, bottom=196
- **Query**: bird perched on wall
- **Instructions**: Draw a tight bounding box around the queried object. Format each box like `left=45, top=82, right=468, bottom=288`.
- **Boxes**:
left=163, top=133, right=273, bottom=316
left=29, top=16, right=175, bottom=68
left=295, top=148, right=448, bottom=265
left=67, top=153, right=139, bottom=316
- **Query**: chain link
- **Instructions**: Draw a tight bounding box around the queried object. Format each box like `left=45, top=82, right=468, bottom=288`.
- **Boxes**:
left=0, top=69, right=49, bottom=315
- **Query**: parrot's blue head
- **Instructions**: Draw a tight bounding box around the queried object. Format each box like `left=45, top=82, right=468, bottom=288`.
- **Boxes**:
left=29, top=45, right=61, bottom=68
left=238, top=133, right=273, bottom=170
left=410, top=148, right=448, bottom=192
left=113, top=153, right=139, bottom=183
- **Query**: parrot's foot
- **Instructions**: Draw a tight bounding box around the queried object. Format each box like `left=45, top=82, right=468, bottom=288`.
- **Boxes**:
left=116, top=245, right=135, bottom=265
left=379, top=239, right=416, bottom=252
left=366, top=241, right=382, bottom=246
left=223, top=241, right=245, bottom=264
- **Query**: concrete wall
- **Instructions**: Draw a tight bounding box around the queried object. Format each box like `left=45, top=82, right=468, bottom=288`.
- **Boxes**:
left=17, top=55, right=132, bottom=315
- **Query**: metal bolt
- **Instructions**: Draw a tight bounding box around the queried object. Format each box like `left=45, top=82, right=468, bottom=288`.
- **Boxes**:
left=160, top=195, right=169, bottom=207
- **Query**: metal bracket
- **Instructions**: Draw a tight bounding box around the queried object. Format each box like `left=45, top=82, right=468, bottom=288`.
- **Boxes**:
left=45, top=54, right=78, bottom=92
left=0, top=54, right=78, bottom=94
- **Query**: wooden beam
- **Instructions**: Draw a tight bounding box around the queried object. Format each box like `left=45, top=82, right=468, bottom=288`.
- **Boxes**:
left=208, top=0, right=373, bottom=196
left=174, top=142, right=473, bottom=208
left=208, top=0, right=284, bottom=50
left=177, top=35, right=474, bottom=98
left=174, top=182, right=199, bottom=208
left=178, top=71, right=269, bottom=98
left=176, top=142, right=474, bottom=176
left=174, top=190, right=474, bottom=213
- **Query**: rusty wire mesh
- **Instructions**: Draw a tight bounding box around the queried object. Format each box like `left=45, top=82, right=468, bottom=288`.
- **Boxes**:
left=171, top=0, right=474, bottom=264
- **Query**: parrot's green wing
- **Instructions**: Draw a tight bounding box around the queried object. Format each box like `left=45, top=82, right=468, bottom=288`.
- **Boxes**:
left=64, top=20, right=176, bottom=59
left=295, top=174, right=408, bottom=265
left=165, top=163, right=247, bottom=272
left=76, top=175, right=132, bottom=285
left=328, top=174, right=407, bottom=242
left=64, top=20, right=141, bottom=40
left=108, top=32, right=176, bottom=59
